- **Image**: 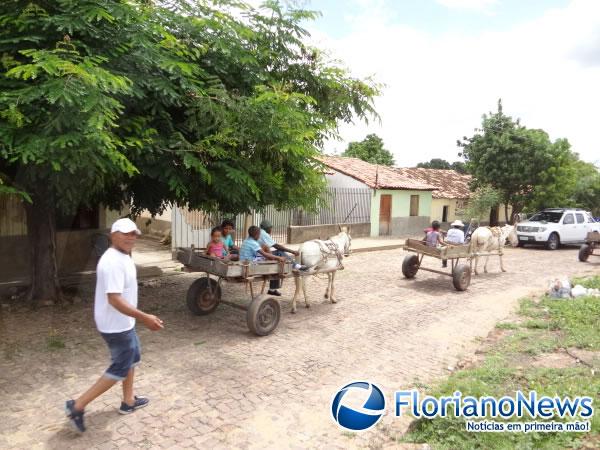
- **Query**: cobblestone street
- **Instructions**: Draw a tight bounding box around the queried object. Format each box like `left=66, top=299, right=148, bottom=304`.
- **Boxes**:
left=0, top=246, right=598, bottom=449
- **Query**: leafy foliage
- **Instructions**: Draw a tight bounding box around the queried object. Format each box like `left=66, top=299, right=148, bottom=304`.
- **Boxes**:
left=341, top=133, right=394, bottom=166
left=0, top=0, right=380, bottom=217
left=463, top=185, right=502, bottom=221
left=458, top=100, right=575, bottom=218
left=416, top=158, right=467, bottom=174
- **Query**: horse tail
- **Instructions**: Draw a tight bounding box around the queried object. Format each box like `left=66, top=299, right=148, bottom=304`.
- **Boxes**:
left=297, top=243, right=303, bottom=266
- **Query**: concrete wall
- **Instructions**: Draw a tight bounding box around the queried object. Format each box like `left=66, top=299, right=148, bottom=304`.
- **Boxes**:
left=325, top=171, right=369, bottom=189
left=431, top=198, right=465, bottom=223
left=0, top=228, right=106, bottom=282
left=136, top=215, right=171, bottom=238
left=288, top=222, right=370, bottom=244
left=0, top=194, right=125, bottom=281
left=370, top=189, right=432, bottom=237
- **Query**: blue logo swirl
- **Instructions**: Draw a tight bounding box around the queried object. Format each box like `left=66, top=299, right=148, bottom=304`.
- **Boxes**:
left=331, top=381, right=386, bottom=431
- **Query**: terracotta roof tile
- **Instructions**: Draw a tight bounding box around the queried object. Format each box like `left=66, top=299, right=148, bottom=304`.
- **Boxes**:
left=393, top=168, right=472, bottom=199
left=320, top=156, right=437, bottom=190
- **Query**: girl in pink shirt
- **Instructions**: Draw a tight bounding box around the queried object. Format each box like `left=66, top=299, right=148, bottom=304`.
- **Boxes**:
left=206, top=227, right=225, bottom=258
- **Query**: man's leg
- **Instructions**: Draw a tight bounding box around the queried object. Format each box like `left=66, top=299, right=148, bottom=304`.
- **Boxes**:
left=73, top=376, right=117, bottom=411
left=122, top=368, right=135, bottom=406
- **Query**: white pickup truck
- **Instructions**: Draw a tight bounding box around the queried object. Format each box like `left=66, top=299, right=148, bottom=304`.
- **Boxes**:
left=516, top=208, right=600, bottom=250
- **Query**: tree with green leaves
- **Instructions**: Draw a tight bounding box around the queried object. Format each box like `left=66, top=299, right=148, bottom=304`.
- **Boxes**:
left=0, top=0, right=379, bottom=305
left=342, top=133, right=394, bottom=166
left=458, top=99, right=573, bottom=223
left=462, top=185, right=502, bottom=222
left=416, top=158, right=467, bottom=173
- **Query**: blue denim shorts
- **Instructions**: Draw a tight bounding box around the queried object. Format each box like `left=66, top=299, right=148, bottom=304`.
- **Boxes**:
left=100, top=328, right=141, bottom=380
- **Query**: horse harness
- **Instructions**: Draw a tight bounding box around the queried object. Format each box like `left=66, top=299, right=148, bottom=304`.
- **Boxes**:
left=317, top=240, right=344, bottom=270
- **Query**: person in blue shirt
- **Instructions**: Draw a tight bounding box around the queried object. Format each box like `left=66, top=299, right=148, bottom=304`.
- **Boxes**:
left=258, top=220, right=306, bottom=295
left=239, top=226, right=286, bottom=264
left=220, top=219, right=239, bottom=260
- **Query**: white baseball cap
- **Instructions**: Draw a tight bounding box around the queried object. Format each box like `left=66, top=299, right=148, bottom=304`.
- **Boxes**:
left=111, top=218, right=141, bottom=235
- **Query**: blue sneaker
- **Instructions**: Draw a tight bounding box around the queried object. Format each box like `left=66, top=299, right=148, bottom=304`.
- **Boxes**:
left=65, top=400, right=86, bottom=433
left=119, top=395, right=149, bottom=415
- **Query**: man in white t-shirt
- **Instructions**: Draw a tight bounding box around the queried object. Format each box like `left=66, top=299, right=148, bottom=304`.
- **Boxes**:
left=65, top=218, right=164, bottom=433
left=446, top=220, right=466, bottom=245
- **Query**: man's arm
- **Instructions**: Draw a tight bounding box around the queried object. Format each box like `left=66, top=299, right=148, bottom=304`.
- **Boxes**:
left=258, top=249, right=286, bottom=262
left=107, top=293, right=163, bottom=331
left=273, top=243, right=299, bottom=256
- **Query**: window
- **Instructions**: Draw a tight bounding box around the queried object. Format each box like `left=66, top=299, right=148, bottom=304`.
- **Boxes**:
left=576, top=213, right=585, bottom=224
left=562, top=213, right=574, bottom=225
left=529, top=211, right=563, bottom=223
left=410, top=195, right=419, bottom=217
left=442, top=205, right=449, bottom=222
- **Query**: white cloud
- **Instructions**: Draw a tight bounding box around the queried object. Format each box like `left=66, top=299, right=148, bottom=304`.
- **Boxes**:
left=436, top=0, right=498, bottom=13
left=310, top=0, right=600, bottom=166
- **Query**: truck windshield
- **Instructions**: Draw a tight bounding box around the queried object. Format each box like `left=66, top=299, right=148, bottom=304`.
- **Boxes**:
left=528, top=212, right=563, bottom=223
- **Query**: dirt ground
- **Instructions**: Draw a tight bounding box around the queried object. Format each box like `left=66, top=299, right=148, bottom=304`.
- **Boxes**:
left=0, top=245, right=598, bottom=449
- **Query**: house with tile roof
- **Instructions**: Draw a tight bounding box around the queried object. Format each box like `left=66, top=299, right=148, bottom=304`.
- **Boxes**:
left=394, top=168, right=472, bottom=224
left=320, top=156, right=437, bottom=237
left=393, top=168, right=513, bottom=225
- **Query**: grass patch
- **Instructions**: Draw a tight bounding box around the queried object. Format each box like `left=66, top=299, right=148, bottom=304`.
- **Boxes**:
left=495, top=322, right=519, bottom=330
left=572, top=277, right=600, bottom=290
left=402, top=276, right=600, bottom=449
left=194, top=340, right=206, bottom=346
left=46, top=329, right=66, bottom=350
left=47, top=335, right=65, bottom=350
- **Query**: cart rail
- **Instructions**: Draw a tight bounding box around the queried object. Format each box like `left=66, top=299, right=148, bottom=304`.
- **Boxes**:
left=176, top=247, right=292, bottom=279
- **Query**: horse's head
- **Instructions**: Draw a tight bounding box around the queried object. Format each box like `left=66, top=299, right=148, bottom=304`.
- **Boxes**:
left=331, top=229, right=352, bottom=256
left=343, top=231, right=352, bottom=256
left=501, top=224, right=519, bottom=247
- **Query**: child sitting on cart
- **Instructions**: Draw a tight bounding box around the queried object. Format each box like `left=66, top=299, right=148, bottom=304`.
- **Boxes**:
left=206, top=226, right=226, bottom=258
left=425, top=221, right=445, bottom=248
left=220, top=219, right=239, bottom=261
left=239, top=226, right=287, bottom=263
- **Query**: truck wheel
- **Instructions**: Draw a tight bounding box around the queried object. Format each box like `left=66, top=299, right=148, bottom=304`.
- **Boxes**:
left=546, top=233, right=559, bottom=250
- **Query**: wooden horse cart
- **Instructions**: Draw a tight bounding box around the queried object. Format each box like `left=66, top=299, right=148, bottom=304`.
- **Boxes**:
left=176, top=247, right=316, bottom=336
left=579, top=231, right=600, bottom=262
left=401, top=239, right=503, bottom=291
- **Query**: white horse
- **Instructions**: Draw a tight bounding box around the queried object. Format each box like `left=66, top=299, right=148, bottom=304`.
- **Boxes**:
left=290, top=229, right=352, bottom=313
left=470, top=224, right=518, bottom=274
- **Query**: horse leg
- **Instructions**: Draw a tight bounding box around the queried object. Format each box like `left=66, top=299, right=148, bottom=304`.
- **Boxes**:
left=290, top=276, right=300, bottom=314
left=302, top=277, right=309, bottom=309
left=473, top=255, right=479, bottom=275
left=499, top=252, right=506, bottom=272
left=324, top=273, right=330, bottom=299
left=484, top=255, right=490, bottom=273
left=329, top=271, right=337, bottom=303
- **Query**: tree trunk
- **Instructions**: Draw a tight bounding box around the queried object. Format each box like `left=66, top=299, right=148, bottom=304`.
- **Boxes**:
left=504, top=204, right=510, bottom=224
left=24, top=194, right=62, bottom=306
left=489, top=205, right=499, bottom=227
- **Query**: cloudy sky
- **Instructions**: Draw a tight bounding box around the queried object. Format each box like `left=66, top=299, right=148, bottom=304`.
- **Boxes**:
left=290, top=0, right=600, bottom=166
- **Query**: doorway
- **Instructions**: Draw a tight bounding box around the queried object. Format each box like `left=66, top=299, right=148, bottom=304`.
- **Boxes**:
left=379, top=194, right=392, bottom=236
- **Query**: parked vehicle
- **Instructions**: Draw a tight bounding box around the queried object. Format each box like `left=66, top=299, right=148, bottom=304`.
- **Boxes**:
left=516, top=208, right=600, bottom=250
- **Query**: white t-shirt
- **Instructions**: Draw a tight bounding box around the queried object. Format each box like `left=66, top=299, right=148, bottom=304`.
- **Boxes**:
left=446, top=228, right=465, bottom=244
left=94, top=247, right=138, bottom=333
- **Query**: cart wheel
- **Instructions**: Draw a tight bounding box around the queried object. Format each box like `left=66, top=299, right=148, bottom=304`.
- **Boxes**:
left=452, top=264, right=471, bottom=291
left=402, top=255, right=420, bottom=279
left=247, top=295, right=281, bottom=336
left=578, top=244, right=591, bottom=262
left=186, top=277, right=221, bottom=315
